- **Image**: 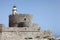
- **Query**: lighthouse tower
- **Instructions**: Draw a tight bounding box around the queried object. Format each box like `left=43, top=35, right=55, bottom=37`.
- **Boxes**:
left=12, top=6, right=17, bottom=15
left=9, top=6, right=32, bottom=27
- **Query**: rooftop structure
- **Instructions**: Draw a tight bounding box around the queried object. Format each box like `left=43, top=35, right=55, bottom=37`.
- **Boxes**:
left=0, top=6, right=55, bottom=40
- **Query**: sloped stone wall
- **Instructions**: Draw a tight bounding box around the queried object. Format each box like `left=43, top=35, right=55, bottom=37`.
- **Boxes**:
left=1, top=31, right=43, bottom=40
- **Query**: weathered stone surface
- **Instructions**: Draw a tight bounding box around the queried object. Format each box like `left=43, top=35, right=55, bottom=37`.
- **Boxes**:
left=0, top=6, right=54, bottom=40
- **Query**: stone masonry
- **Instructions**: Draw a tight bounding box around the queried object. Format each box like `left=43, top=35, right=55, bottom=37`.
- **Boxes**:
left=0, top=6, right=54, bottom=40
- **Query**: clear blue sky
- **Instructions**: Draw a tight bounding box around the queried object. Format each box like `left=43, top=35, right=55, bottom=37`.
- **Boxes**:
left=0, top=0, right=60, bottom=37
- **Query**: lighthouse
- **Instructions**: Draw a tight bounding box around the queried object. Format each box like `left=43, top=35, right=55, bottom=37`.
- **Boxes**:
left=12, top=6, right=17, bottom=15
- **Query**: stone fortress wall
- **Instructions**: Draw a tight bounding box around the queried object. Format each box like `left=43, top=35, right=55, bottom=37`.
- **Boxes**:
left=0, top=24, right=53, bottom=40
left=0, top=6, right=54, bottom=40
left=9, top=14, right=33, bottom=27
